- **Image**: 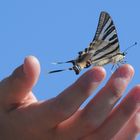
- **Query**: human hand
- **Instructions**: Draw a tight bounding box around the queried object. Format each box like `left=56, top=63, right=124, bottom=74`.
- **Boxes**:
left=0, top=56, right=140, bottom=140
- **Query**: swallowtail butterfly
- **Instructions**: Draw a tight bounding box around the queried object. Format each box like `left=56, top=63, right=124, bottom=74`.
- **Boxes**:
left=49, top=11, right=136, bottom=75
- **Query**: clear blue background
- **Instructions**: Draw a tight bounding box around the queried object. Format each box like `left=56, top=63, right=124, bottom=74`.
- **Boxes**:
left=0, top=0, right=140, bottom=139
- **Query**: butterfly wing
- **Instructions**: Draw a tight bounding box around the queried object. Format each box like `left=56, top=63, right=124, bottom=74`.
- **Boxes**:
left=93, top=11, right=118, bottom=41
left=88, top=11, right=120, bottom=65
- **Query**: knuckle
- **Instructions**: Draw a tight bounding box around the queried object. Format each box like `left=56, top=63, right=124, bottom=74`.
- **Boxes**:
left=80, top=113, right=100, bottom=131
left=84, top=121, right=98, bottom=131
left=106, top=77, right=128, bottom=100
left=107, top=80, right=125, bottom=99
left=109, top=85, right=122, bottom=98
left=120, top=96, right=138, bottom=117
left=75, top=80, right=97, bottom=98
left=51, top=98, right=70, bottom=119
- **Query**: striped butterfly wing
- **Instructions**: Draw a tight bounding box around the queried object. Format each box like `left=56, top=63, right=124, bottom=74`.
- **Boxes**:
left=89, top=11, right=120, bottom=65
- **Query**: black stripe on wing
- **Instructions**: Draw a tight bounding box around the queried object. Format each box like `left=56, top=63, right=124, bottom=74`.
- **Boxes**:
left=93, top=39, right=118, bottom=56
left=92, top=45, right=119, bottom=62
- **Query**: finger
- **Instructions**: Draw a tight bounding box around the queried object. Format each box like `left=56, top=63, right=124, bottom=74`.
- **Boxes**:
left=35, top=67, right=106, bottom=128
left=57, top=64, right=134, bottom=139
left=0, top=56, right=40, bottom=105
left=113, top=110, right=140, bottom=140
left=113, top=116, right=138, bottom=140
left=85, top=85, right=140, bottom=140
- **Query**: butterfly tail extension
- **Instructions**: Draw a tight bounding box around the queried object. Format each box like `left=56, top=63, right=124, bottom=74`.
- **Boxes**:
left=48, top=67, right=73, bottom=74
left=51, top=60, right=75, bottom=65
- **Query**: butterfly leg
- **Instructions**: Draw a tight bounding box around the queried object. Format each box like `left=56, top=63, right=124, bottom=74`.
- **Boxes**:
left=117, top=63, right=120, bottom=68
left=111, top=64, right=115, bottom=73
left=111, top=64, right=119, bottom=73
left=120, top=60, right=127, bottom=64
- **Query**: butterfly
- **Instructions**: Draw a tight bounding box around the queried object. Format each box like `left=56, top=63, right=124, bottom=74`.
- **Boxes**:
left=49, top=11, right=136, bottom=75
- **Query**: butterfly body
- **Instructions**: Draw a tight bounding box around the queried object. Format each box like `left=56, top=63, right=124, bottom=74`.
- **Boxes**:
left=70, top=52, right=125, bottom=74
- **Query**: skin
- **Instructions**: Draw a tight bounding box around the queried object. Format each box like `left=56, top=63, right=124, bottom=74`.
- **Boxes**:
left=0, top=56, right=140, bottom=140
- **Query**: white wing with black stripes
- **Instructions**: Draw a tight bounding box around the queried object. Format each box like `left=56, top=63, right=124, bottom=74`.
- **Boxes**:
left=89, top=11, right=121, bottom=66
left=49, top=11, right=125, bottom=75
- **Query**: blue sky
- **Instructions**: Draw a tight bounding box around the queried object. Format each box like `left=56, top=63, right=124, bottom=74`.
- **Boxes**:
left=0, top=0, right=140, bottom=139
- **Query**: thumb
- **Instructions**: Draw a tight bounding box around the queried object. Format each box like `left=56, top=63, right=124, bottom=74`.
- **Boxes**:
left=0, top=56, right=40, bottom=104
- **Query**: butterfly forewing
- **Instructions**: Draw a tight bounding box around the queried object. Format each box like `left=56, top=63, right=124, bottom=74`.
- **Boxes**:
left=88, top=11, right=120, bottom=65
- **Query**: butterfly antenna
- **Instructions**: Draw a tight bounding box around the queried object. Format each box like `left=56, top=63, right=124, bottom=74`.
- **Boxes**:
left=48, top=67, right=73, bottom=74
left=124, top=42, right=137, bottom=54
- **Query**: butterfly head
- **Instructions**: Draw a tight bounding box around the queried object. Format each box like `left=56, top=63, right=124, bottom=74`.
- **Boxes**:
left=116, top=52, right=126, bottom=65
left=120, top=52, right=126, bottom=60
left=122, top=52, right=126, bottom=57
left=112, top=52, right=125, bottom=64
